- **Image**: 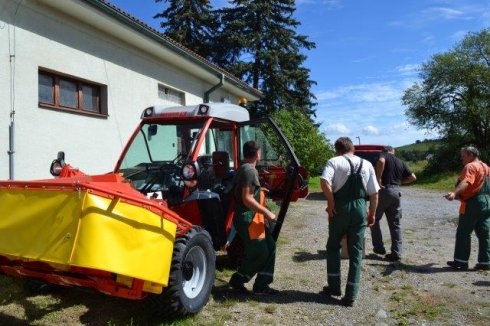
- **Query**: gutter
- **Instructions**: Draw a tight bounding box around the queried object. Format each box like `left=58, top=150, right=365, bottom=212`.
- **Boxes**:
left=82, top=0, right=262, bottom=100
left=204, top=73, right=224, bottom=103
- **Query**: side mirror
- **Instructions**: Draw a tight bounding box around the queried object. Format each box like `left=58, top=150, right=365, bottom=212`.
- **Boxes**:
left=148, top=125, right=158, bottom=140
left=50, top=151, right=66, bottom=176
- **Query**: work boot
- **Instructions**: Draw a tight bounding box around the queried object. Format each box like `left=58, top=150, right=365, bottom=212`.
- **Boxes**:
left=373, top=247, right=386, bottom=255
left=385, top=253, right=400, bottom=262
left=340, top=297, right=355, bottom=307
left=447, top=260, right=468, bottom=270
left=474, top=263, right=490, bottom=271
left=322, top=285, right=341, bottom=297
left=252, top=286, right=279, bottom=296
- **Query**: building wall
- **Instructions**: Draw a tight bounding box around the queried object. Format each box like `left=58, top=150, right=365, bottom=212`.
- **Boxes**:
left=0, top=0, right=240, bottom=180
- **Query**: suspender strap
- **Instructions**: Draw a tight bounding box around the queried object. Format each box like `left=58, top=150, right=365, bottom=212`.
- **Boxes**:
left=344, top=156, right=363, bottom=175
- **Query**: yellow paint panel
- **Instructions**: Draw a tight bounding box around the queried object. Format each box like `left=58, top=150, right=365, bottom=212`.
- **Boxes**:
left=0, top=189, right=81, bottom=263
left=72, top=193, right=176, bottom=285
left=0, top=188, right=176, bottom=286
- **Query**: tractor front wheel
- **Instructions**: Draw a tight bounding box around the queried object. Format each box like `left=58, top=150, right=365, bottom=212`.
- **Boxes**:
left=147, top=226, right=216, bottom=317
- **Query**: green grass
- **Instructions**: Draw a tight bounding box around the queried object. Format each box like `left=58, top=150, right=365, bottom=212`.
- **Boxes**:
left=404, top=160, right=457, bottom=191
left=308, top=176, right=321, bottom=192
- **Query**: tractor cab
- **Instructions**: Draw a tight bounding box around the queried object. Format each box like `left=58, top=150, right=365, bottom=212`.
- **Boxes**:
left=115, top=103, right=308, bottom=249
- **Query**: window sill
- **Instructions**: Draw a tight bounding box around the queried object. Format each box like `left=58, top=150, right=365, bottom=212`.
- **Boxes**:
left=39, top=103, right=108, bottom=119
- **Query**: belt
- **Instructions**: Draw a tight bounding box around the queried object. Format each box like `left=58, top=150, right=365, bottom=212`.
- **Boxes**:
left=384, top=184, right=400, bottom=188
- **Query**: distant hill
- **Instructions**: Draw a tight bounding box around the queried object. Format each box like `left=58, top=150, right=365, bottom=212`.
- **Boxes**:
left=397, top=139, right=440, bottom=152
left=396, top=139, right=441, bottom=162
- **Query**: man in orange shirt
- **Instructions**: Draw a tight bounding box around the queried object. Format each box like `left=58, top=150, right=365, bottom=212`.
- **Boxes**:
left=445, top=146, right=490, bottom=271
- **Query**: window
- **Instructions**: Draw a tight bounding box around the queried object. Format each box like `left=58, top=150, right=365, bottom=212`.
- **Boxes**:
left=158, top=84, right=185, bottom=105
left=38, top=70, right=107, bottom=116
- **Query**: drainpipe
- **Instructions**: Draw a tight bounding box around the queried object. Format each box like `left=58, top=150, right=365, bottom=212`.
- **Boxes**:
left=203, top=73, right=224, bottom=103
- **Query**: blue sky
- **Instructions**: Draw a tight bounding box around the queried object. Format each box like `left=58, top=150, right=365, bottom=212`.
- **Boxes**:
left=110, top=0, right=490, bottom=146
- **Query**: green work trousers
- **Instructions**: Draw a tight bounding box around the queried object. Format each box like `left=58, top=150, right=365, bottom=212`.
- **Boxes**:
left=454, top=194, right=490, bottom=265
left=327, top=199, right=367, bottom=300
left=326, top=156, right=368, bottom=301
left=229, top=209, right=276, bottom=291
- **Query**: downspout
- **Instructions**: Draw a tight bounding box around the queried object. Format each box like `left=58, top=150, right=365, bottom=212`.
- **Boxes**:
left=203, top=73, right=224, bottom=103
left=7, top=1, right=23, bottom=180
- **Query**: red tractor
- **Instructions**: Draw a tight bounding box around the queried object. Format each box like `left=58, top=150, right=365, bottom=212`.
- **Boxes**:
left=0, top=103, right=308, bottom=317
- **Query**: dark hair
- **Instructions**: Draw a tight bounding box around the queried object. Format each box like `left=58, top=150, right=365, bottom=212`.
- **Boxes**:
left=383, top=145, right=394, bottom=153
left=334, top=137, right=354, bottom=154
left=461, top=146, right=479, bottom=158
left=243, top=140, right=260, bottom=159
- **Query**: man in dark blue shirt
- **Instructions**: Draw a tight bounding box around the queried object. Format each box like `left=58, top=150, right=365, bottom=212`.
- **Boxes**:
left=370, top=146, right=416, bottom=261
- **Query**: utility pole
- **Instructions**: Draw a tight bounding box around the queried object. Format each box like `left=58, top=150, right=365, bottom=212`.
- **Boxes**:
left=356, top=136, right=360, bottom=145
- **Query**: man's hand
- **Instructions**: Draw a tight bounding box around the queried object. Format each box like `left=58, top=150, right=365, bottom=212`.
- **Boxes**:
left=265, top=211, right=276, bottom=221
left=367, top=210, right=375, bottom=227
left=326, top=206, right=335, bottom=223
left=444, top=192, right=456, bottom=201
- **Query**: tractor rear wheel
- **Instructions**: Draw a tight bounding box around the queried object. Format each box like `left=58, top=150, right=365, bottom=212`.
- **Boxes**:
left=147, top=226, right=216, bottom=318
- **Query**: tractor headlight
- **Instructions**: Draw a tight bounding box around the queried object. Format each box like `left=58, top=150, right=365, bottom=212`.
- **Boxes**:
left=198, top=104, right=209, bottom=115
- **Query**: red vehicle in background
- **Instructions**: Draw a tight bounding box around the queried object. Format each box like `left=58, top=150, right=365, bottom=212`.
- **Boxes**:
left=354, top=145, right=384, bottom=167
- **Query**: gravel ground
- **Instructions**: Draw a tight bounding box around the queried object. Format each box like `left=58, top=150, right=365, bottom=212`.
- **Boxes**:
left=207, top=187, right=489, bottom=325
left=0, top=187, right=488, bottom=325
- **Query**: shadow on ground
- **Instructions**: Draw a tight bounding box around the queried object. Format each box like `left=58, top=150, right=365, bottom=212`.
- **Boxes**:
left=0, top=278, right=184, bottom=325
left=306, top=192, right=325, bottom=201
left=211, top=283, right=342, bottom=306
left=293, top=250, right=327, bottom=262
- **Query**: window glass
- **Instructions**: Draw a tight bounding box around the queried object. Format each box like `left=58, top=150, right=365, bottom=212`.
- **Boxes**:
left=59, top=79, right=77, bottom=108
left=82, top=84, right=98, bottom=111
left=39, top=74, right=54, bottom=104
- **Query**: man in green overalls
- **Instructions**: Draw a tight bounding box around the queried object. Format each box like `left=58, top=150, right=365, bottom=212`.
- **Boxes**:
left=229, top=140, right=279, bottom=295
left=445, top=146, right=490, bottom=271
left=321, top=137, right=379, bottom=306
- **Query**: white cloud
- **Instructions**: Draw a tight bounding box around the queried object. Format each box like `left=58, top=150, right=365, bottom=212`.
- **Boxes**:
left=362, top=125, right=380, bottom=135
left=325, top=123, right=350, bottom=134
left=422, top=7, right=466, bottom=20
left=314, top=76, right=438, bottom=146
left=396, top=64, right=420, bottom=76
left=316, top=82, right=400, bottom=103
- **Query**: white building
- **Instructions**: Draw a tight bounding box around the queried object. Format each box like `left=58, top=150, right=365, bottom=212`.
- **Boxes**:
left=0, top=0, right=261, bottom=180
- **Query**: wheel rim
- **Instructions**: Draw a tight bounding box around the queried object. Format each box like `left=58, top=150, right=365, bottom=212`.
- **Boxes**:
left=182, top=246, right=207, bottom=299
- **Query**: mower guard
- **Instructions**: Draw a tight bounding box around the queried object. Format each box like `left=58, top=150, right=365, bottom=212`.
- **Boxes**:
left=0, top=173, right=191, bottom=296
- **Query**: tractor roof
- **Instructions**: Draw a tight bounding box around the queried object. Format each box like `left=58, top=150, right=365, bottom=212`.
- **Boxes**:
left=142, top=103, right=250, bottom=122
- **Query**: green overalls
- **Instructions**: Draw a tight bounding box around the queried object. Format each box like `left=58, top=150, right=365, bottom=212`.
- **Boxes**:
left=454, top=174, right=490, bottom=265
left=327, top=156, right=367, bottom=301
left=229, top=185, right=276, bottom=292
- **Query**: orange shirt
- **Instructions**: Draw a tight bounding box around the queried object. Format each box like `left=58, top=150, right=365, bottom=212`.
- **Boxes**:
left=458, top=161, right=490, bottom=213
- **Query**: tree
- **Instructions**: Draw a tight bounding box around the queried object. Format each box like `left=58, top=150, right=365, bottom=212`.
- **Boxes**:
left=154, top=0, right=217, bottom=59
left=216, top=0, right=317, bottom=118
left=403, top=29, right=490, bottom=162
left=272, top=109, right=334, bottom=175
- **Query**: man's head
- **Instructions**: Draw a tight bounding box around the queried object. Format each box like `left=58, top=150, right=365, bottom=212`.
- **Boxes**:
left=243, top=140, right=261, bottom=161
left=383, top=145, right=395, bottom=154
left=460, top=146, right=479, bottom=164
left=334, top=137, right=354, bottom=155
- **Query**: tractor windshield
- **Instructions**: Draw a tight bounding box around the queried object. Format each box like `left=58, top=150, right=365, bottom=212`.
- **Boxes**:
left=117, top=121, right=205, bottom=199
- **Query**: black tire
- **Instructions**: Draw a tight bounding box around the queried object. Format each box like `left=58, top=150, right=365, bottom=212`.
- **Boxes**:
left=147, top=226, right=216, bottom=318
left=226, top=234, right=244, bottom=269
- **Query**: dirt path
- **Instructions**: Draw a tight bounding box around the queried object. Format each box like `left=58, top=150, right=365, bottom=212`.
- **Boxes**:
left=1, top=187, right=489, bottom=325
